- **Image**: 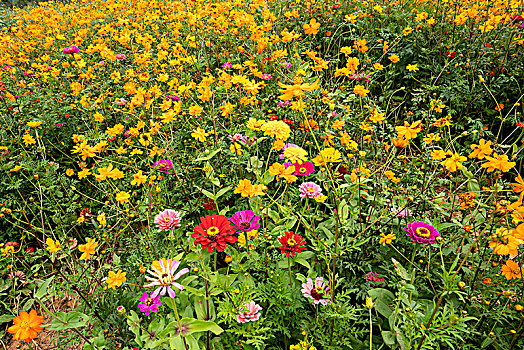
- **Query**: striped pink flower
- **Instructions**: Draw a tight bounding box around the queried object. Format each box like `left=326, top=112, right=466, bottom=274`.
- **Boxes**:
left=236, top=301, right=262, bottom=323
left=299, top=182, right=322, bottom=199
left=154, top=209, right=181, bottom=232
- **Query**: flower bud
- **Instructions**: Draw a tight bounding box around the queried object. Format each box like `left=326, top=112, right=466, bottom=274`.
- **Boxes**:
left=117, top=306, right=126, bottom=315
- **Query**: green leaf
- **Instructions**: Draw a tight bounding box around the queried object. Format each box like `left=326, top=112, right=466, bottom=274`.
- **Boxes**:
left=381, top=331, right=396, bottom=346
left=467, top=179, right=480, bottom=193
left=200, top=188, right=216, bottom=200
left=49, top=311, right=89, bottom=331
left=181, top=318, right=224, bottom=335
left=368, top=288, right=395, bottom=318
left=294, top=257, right=310, bottom=269
left=215, top=186, right=231, bottom=199
left=194, top=149, right=221, bottom=162
left=35, top=276, right=54, bottom=299
left=0, top=314, right=14, bottom=323
left=392, top=258, right=410, bottom=280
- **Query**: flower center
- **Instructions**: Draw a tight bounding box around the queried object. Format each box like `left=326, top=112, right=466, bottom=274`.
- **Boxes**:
left=299, top=167, right=307, bottom=173
left=287, top=238, right=296, bottom=247
left=20, top=319, right=30, bottom=328
left=207, top=226, right=220, bottom=237
left=147, top=298, right=153, bottom=306
left=415, top=227, right=431, bottom=238
left=241, top=221, right=251, bottom=229
left=310, top=287, right=325, bottom=300
left=307, top=187, right=316, bottom=193
left=164, top=217, right=171, bottom=222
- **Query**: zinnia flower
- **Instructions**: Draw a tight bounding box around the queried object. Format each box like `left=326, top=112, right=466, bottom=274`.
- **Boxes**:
left=285, top=161, right=315, bottom=175
left=301, top=277, right=330, bottom=305
left=365, top=272, right=385, bottom=286
left=278, top=231, right=306, bottom=257
left=153, top=159, right=173, bottom=174
left=62, top=45, right=79, bottom=54
left=137, top=292, right=162, bottom=316
left=7, top=309, right=44, bottom=342
left=154, top=209, right=182, bottom=232
left=192, top=214, right=238, bottom=253
left=236, top=301, right=262, bottom=323
left=144, top=259, right=189, bottom=298
left=299, top=182, right=323, bottom=199
left=229, top=210, right=261, bottom=233
left=404, top=222, right=441, bottom=245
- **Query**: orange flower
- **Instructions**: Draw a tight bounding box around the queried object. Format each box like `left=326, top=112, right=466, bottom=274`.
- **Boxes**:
left=509, top=175, right=524, bottom=202
left=303, top=18, right=321, bottom=35
left=481, top=153, right=516, bottom=172
left=501, top=260, right=522, bottom=280
left=353, top=84, right=370, bottom=97
left=8, top=309, right=44, bottom=342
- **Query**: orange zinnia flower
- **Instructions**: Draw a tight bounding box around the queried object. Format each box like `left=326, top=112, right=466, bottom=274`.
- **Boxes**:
left=8, top=309, right=44, bottom=342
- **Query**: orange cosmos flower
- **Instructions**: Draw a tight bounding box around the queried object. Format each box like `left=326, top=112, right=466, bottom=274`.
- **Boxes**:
left=8, top=309, right=44, bottom=342
left=501, top=260, right=522, bottom=280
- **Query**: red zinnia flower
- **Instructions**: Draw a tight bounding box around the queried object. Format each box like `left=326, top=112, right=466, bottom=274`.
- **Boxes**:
left=277, top=231, right=306, bottom=257
left=192, top=214, right=237, bottom=253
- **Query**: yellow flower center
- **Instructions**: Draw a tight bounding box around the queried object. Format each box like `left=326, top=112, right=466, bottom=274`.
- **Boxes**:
left=308, top=187, right=316, bottom=193
left=164, top=217, right=171, bottom=222
left=207, top=226, right=220, bottom=237
left=299, top=167, right=307, bottom=173
left=415, top=227, right=431, bottom=238
left=314, top=286, right=324, bottom=294
left=287, top=238, right=296, bottom=247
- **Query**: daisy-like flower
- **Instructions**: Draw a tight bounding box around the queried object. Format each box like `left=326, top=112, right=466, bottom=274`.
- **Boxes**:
left=192, top=214, right=238, bottom=253
left=301, top=277, right=330, bottom=305
left=285, top=161, right=315, bottom=175
left=229, top=210, right=261, bottom=233
left=137, top=292, right=162, bottom=316
left=236, top=301, right=263, bottom=323
left=106, top=270, right=127, bottom=289
left=154, top=209, right=182, bottom=232
left=391, top=207, right=413, bottom=217
left=7, top=309, right=44, bottom=342
left=62, top=45, right=79, bottom=54
left=143, top=259, right=189, bottom=298
left=278, top=231, right=306, bottom=257
left=299, top=182, right=323, bottom=199
left=500, top=260, right=522, bottom=280
left=404, top=222, right=441, bottom=245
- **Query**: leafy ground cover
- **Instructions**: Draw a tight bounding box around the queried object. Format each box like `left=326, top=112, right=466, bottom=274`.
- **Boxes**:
left=1, top=0, right=524, bottom=348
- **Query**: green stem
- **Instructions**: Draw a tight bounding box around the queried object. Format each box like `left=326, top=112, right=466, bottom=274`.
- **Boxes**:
left=170, top=298, right=189, bottom=350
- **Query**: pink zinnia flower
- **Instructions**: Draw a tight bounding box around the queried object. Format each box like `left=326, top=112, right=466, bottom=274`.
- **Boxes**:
left=301, top=277, right=330, bottom=305
left=62, top=46, right=79, bottom=55
left=236, top=301, right=262, bottom=323
left=299, top=182, right=322, bottom=199
left=115, top=54, right=126, bottom=61
left=365, top=272, right=385, bottom=286
left=229, top=210, right=260, bottom=233
left=404, top=222, right=441, bottom=245
left=154, top=209, right=181, bottom=232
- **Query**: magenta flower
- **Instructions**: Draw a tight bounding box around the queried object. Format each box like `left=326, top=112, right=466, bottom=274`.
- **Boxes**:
left=153, top=159, right=173, bottom=174
left=285, top=161, right=315, bottom=175
left=299, top=182, right=322, bottom=199
left=365, top=272, right=385, bottom=286
left=222, top=62, right=232, bottom=69
left=115, top=54, right=126, bottom=61
left=237, top=301, right=262, bottom=323
left=154, top=209, right=182, bottom=232
left=138, top=292, right=162, bottom=316
left=404, top=222, right=441, bottom=245
left=144, top=259, right=189, bottom=298
left=229, top=210, right=260, bottom=233
left=301, top=277, right=330, bottom=305
left=260, top=74, right=272, bottom=80
left=62, top=46, right=79, bottom=55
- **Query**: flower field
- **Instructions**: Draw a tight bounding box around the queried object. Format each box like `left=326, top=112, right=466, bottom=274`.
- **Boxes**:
left=1, top=0, right=524, bottom=348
